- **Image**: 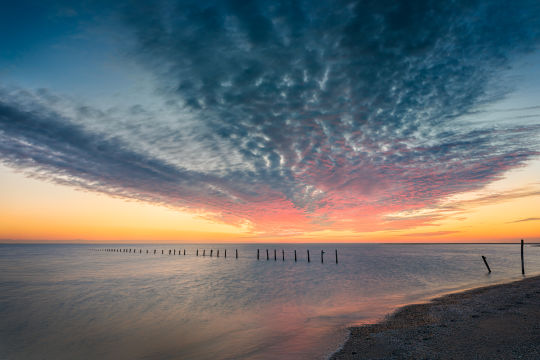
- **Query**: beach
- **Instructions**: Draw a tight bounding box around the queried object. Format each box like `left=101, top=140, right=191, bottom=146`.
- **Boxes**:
left=331, top=275, right=540, bottom=359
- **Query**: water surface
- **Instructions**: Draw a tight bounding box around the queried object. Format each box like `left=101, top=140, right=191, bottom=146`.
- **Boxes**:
left=1, top=243, right=539, bottom=359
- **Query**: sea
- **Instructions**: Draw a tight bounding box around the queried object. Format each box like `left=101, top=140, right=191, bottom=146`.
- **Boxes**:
left=1, top=243, right=539, bottom=360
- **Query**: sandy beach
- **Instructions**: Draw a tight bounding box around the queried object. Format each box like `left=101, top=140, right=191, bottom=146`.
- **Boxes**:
left=331, top=275, right=540, bottom=359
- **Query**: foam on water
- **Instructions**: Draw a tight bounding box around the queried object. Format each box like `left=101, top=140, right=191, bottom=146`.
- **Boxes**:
left=1, top=243, right=539, bottom=359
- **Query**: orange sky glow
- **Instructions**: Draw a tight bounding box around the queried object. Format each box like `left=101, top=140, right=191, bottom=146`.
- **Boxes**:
left=2, top=160, right=538, bottom=243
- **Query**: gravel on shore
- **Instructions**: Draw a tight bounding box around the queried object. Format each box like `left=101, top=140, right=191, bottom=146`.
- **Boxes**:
left=331, top=275, right=540, bottom=360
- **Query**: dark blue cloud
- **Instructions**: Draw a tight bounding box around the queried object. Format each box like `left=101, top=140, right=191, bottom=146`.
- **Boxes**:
left=1, top=0, right=540, bottom=230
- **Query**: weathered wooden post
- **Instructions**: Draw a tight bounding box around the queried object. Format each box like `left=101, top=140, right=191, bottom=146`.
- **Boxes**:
left=236, top=249, right=238, bottom=259
left=169, top=249, right=171, bottom=255
left=335, top=249, right=338, bottom=264
left=307, top=249, right=310, bottom=263
left=321, top=250, right=325, bottom=263
left=162, top=250, right=164, bottom=254
left=154, top=249, right=156, bottom=254
left=210, top=249, right=213, bottom=257
left=217, top=249, right=220, bottom=257
left=274, top=249, right=277, bottom=261
left=203, top=249, right=206, bottom=256
left=294, top=250, right=297, bottom=262
left=257, top=249, right=260, bottom=260
left=184, top=249, right=186, bottom=255
left=224, top=249, right=227, bottom=258
left=196, top=249, right=199, bottom=256
left=282, top=249, right=284, bottom=261
left=482, top=255, right=491, bottom=273
left=521, top=239, right=525, bottom=275
left=266, top=249, right=269, bottom=260
left=174, top=249, right=176, bottom=255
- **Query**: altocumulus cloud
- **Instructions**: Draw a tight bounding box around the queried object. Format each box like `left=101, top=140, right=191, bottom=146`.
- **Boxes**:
left=1, top=0, right=540, bottom=233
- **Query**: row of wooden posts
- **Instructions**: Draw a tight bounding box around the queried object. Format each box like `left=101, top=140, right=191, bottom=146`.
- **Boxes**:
left=91, top=248, right=339, bottom=263
left=481, top=239, right=527, bottom=275
left=91, top=248, right=238, bottom=258
left=257, top=248, right=338, bottom=263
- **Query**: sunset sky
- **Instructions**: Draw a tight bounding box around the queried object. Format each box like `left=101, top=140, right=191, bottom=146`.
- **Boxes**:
left=1, top=0, right=539, bottom=243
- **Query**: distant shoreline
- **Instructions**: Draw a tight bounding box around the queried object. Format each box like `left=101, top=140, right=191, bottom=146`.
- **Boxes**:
left=331, top=275, right=540, bottom=359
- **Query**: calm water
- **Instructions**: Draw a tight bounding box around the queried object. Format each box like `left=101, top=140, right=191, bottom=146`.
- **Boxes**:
left=1, top=243, right=539, bottom=360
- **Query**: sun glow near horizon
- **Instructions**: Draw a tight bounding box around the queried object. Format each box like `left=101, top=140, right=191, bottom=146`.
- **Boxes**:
left=2, top=159, right=538, bottom=243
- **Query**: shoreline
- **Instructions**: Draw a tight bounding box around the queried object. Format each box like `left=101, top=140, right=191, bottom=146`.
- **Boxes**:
left=331, top=275, right=540, bottom=359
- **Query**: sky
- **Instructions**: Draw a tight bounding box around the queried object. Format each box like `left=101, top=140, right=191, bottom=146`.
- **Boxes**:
left=0, top=0, right=539, bottom=243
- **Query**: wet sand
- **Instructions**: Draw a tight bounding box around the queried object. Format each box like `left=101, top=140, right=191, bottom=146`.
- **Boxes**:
left=331, top=275, right=540, bottom=359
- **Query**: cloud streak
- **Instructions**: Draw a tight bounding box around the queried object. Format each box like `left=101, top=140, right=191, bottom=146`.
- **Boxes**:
left=1, top=0, right=540, bottom=234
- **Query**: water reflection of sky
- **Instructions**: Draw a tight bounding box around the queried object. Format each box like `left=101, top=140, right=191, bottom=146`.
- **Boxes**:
left=1, top=244, right=539, bottom=359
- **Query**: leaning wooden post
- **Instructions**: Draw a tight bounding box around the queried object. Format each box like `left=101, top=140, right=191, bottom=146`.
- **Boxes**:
left=235, top=249, right=238, bottom=259
left=307, top=249, right=310, bottom=263
left=274, top=249, right=277, bottom=261
left=294, top=250, right=297, bottom=262
left=321, top=250, right=325, bottom=263
left=482, top=256, right=491, bottom=273
left=335, top=249, right=338, bottom=264
left=282, top=249, right=284, bottom=261
left=266, top=249, right=269, bottom=260
left=257, top=249, right=260, bottom=260
left=521, top=239, right=525, bottom=275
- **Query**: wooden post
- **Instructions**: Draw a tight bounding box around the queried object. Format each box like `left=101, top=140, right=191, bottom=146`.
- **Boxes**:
left=217, top=249, right=220, bottom=257
left=174, top=249, right=176, bottom=255
left=321, top=250, right=325, bottom=263
left=482, top=256, right=491, bottom=273
left=162, top=250, right=164, bottom=254
left=154, top=249, right=156, bottom=254
left=235, top=249, right=238, bottom=259
left=224, top=249, right=227, bottom=258
left=521, top=239, right=525, bottom=275
left=307, top=250, right=310, bottom=263
left=257, top=249, right=260, bottom=260
left=196, top=249, right=199, bottom=256
left=184, top=249, right=186, bottom=255
left=282, top=249, right=284, bottom=261
left=294, top=250, right=297, bottom=262
left=210, top=249, right=213, bottom=257
left=274, top=249, right=277, bottom=261
left=203, top=249, right=206, bottom=256
left=335, top=249, right=338, bottom=264
left=266, top=249, right=269, bottom=260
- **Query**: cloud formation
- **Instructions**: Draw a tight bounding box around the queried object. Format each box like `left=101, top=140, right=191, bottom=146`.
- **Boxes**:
left=1, top=0, right=540, bottom=234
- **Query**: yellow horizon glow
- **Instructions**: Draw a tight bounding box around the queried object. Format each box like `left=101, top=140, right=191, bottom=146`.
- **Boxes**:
left=1, top=159, right=539, bottom=243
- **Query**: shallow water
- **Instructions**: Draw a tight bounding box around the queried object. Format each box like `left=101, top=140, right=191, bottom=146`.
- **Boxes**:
left=1, top=243, right=539, bottom=360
